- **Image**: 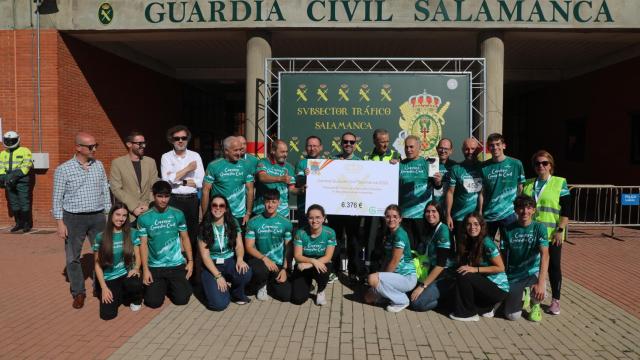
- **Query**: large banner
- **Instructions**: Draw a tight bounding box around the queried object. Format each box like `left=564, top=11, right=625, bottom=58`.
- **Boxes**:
left=279, top=72, right=471, bottom=164
left=306, top=160, right=399, bottom=216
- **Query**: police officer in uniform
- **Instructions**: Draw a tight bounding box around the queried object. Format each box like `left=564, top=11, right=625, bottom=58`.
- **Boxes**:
left=0, top=131, right=33, bottom=232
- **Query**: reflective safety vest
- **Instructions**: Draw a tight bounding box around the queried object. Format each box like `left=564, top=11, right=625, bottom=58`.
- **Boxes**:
left=364, top=149, right=399, bottom=161
left=0, top=146, right=33, bottom=175
left=522, top=176, right=566, bottom=240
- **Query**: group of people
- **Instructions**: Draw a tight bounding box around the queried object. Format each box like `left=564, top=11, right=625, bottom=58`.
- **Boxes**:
left=51, top=125, right=569, bottom=323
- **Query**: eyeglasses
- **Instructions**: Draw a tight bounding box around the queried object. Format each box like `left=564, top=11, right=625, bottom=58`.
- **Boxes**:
left=78, top=143, right=98, bottom=151
left=342, top=140, right=356, bottom=145
left=172, top=136, right=189, bottom=142
left=131, top=141, right=146, bottom=147
left=437, top=147, right=451, bottom=152
left=211, top=203, right=226, bottom=209
left=534, top=161, right=550, bottom=167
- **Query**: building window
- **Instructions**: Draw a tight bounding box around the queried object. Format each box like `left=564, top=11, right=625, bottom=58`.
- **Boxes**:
left=566, top=118, right=586, bottom=162
left=631, top=114, right=640, bottom=165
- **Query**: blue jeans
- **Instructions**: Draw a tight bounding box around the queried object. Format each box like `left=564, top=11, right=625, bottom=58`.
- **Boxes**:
left=375, top=272, right=417, bottom=306
left=487, top=212, right=517, bottom=241
left=410, top=276, right=455, bottom=311
left=201, top=257, right=252, bottom=311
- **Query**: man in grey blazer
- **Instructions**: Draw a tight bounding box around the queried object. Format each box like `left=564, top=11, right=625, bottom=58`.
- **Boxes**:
left=110, top=131, right=158, bottom=224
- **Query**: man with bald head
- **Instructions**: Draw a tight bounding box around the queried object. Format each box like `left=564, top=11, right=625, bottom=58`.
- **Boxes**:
left=445, top=138, right=483, bottom=241
left=53, top=132, right=111, bottom=309
left=253, top=140, right=298, bottom=218
left=202, top=136, right=255, bottom=225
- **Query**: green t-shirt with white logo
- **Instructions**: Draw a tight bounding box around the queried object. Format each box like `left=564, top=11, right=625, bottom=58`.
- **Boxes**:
left=399, top=157, right=431, bottom=219
left=433, top=160, right=456, bottom=205
left=253, top=159, right=296, bottom=217
left=448, top=161, right=483, bottom=221
left=502, top=221, right=549, bottom=284
left=417, top=223, right=455, bottom=269
left=293, top=225, right=337, bottom=258
left=204, top=158, right=254, bottom=218
left=481, top=157, right=526, bottom=221
left=242, top=153, right=259, bottom=177
left=480, top=237, right=510, bottom=292
left=383, top=226, right=416, bottom=276
left=245, top=214, right=293, bottom=266
left=137, top=206, right=188, bottom=268
left=201, top=218, right=241, bottom=260
left=93, top=229, right=141, bottom=281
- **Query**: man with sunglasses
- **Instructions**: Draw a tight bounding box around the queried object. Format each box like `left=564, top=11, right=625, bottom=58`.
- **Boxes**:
left=110, top=131, right=158, bottom=225
left=328, top=132, right=363, bottom=283
left=53, top=132, right=111, bottom=309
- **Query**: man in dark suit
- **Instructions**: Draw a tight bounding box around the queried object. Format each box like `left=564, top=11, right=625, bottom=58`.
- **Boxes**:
left=110, top=131, right=158, bottom=224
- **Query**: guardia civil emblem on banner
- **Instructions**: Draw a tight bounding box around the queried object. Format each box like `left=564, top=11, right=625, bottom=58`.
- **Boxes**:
left=398, top=91, right=450, bottom=159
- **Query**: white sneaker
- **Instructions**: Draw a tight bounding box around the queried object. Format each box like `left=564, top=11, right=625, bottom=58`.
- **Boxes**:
left=328, top=273, right=338, bottom=284
left=386, top=303, right=409, bottom=313
left=481, top=302, right=502, bottom=318
left=256, top=285, right=269, bottom=301
left=130, top=303, right=142, bottom=312
left=316, top=291, right=327, bottom=306
left=449, top=313, right=480, bottom=322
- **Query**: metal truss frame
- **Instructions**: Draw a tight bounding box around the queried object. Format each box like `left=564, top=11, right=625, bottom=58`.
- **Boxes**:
left=258, top=58, right=486, bottom=154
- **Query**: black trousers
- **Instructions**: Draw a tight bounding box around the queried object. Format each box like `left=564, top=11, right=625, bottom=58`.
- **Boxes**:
left=246, top=258, right=292, bottom=302
left=144, top=265, right=193, bottom=308
left=291, top=263, right=332, bottom=305
left=402, top=218, right=426, bottom=250
left=327, top=215, right=362, bottom=275
left=453, top=272, right=508, bottom=318
left=549, top=242, right=562, bottom=300
left=169, top=194, right=200, bottom=282
left=98, top=274, right=143, bottom=320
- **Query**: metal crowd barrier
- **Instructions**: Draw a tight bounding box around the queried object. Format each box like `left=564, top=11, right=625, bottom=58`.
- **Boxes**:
left=569, top=184, right=640, bottom=238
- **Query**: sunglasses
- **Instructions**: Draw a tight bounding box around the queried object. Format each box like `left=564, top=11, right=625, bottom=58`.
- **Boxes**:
left=78, top=143, right=99, bottom=151
left=534, top=161, right=550, bottom=167
left=172, top=136, right=189, bottom=142
left=131, top=141, right=146, bottom=147
left=342, top=140, right=356, bottom=145
left=211, top=203, right=226, bottom=209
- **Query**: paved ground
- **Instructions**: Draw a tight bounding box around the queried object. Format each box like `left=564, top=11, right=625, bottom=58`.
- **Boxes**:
left=1, top=226, right=639, bottom=360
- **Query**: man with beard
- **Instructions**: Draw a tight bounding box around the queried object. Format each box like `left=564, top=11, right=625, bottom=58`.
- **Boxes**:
left=110, top=131, right=158, bottom=225
left=253, top=140, right=298, bottom=218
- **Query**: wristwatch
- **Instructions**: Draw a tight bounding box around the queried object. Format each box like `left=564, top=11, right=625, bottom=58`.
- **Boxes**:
left=182, top=179, right=187, bottom=186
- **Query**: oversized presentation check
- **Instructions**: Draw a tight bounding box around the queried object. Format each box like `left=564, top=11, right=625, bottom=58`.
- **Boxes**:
left=305, top=159, right=399, bottom=216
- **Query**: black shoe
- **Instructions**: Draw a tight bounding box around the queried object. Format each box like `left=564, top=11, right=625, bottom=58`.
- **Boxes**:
left=10, top=211, right=23, bottom=232
left=22, top=211, right=32, bottom=233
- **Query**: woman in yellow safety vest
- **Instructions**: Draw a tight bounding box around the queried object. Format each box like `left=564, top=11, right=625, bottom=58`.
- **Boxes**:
left=522, top=150, right=571, bottom=316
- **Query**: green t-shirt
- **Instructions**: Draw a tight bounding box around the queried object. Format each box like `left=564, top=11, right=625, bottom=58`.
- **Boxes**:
left=480, top=157, right=526, bottom=221
left=479, top=237, right=510, bottom=292
left=448, top=161, right=483, bottom=221
left=383, top=226, right=416, bottom=276
left=245, top=214, right=293, bottom=266
left=93, top=229, right=141, bottom=281
left=204, top=158, right=254, bottom=218
left=433, top=160, right=456, bottom=204
left=253, top=159, right=296, bottom=217
left=399, top=157, right=431, bottom=219
left=293, top=225, right=337, bottom=258
left=242, top=153, right=259, bottom=176
left=201, top=218, right=241, bottom=260
left=137, top=206, right=188, bottom=268
left=502, top=221, right=549, bottom=284
left=417, top=223, right=455, bottom=269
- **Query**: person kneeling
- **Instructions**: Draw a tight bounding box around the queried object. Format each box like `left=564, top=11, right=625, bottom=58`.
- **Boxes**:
left=244, top=189, right=293, bottom=302
left=502, top=195, right=549, bottom=322
left=94, top=203, right=143, bottom=320
left=449, top=213, right=509, bottom=321
left=291, top=205, right=336, bottom=306
left=365, top=205, right=417, bottom=313
left=198, top=195, right=252, bottom=311
left=138, top=181, right=194, bottom=308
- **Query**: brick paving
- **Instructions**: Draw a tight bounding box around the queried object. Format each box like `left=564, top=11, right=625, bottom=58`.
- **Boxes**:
left=1, top=226, right=639, bottom=360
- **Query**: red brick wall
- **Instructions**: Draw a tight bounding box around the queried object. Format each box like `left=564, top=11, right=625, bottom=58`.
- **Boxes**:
left=0, top=30, right=183, bottom=227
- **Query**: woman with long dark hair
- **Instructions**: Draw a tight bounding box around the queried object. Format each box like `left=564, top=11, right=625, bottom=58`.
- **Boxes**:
left=449, top=212, right=509, bottom=321
left=94, top=203, right=143, bottom=320
left=410, top=201, right=455, bottom=311
left=365, top=205, right=416, bottom=313
left=198, top=194, right=252, bottom=310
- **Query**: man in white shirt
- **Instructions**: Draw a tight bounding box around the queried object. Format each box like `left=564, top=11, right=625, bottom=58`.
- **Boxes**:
left=160, top=125, right=204, bottom=283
